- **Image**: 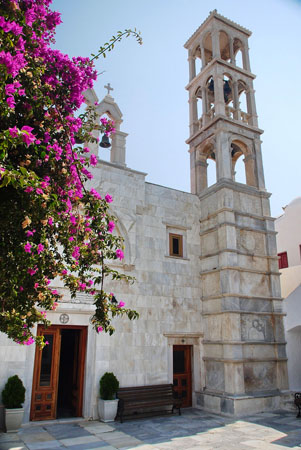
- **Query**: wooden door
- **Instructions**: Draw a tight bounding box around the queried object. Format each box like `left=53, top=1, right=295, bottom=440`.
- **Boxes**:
left=173, top=345, right=192, bottom=407
left=30, top=327, right=61, bottom=420
left=30, top=325, right=87, bottom=421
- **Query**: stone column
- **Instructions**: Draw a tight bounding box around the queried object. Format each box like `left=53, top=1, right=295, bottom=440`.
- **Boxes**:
left=215, top=131, right=232, bottom=181
left=232, top=81, right=240, bottom=120
left=253, top=138, right=266, bottom=190
left=188, top=51, right=196, bottom=81
left=213, top=75, right=225, bottom=116
left=110, top=130, right=128, bottom=167
left=242, top=42, right=251, bottom=72
left=244, top=154, right=257, bottom=187
left=195, top=158, right=208, bottom=194
left=229, top=37, right=235, bottom=64
left=246, top=86, right=258, bottom=127
left=201, top=86, right=207, bottom=126
left=189, top=92, right=198, bottom=136
left=201, top=47, right=206, bottom=68
left=212, top=31, right=220, bottom=59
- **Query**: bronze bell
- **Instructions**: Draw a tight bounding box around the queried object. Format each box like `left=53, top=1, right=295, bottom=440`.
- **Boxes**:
left=99, top=134, right=111, bottom=148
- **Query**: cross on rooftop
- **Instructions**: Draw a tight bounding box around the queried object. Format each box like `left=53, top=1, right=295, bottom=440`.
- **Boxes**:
left=104, top=83, right=114, bottom=95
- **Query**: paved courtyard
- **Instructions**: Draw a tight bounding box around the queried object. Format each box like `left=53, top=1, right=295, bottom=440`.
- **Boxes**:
left=1, top=409, right=301, bottom=450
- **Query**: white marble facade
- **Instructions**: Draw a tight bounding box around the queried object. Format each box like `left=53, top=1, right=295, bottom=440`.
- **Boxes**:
left=0, top=11, right=289, bottom=427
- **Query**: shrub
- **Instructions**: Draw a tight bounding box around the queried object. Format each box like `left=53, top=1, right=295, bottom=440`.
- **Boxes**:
left=99, top=372, right=119, bottom=400
left=2, top=375, right=25, bottom=409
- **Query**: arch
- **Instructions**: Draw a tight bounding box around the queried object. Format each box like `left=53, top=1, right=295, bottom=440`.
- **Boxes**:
left=195, top=139, right=217, bottom=191
left=195, top=86, right=203, bottom=126
left=233, top=38, right=244, bottom=68
left=219, top=30, right=230, bottom=62
left=206, top=76, right=215, bottom=120
left=223, top=73, right=234, bottom=119
left=108, top=207, right=132, bottom=266
left=230, top=139, right=257, bottom=187
left=193, top=45, right=202, bottom=74
left=202, top=32, right=213, bottom=66
left=237, top=80, right=250, bottom=124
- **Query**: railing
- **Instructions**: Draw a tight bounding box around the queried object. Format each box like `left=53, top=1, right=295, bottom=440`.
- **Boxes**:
left=225, top=105, right=235, bottom=120
left=240, top=111, right=251, bottom=124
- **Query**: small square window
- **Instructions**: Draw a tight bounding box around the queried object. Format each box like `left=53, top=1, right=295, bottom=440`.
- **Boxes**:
left=278, top=251, right=288, bottom=269
left=169, top=234, right=183, bottom=257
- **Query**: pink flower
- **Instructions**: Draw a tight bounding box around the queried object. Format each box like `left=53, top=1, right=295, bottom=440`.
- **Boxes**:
left=24, top=242, right=32, bottom=253
left=28, top=267, right=38, bottom=276
left=45, top=341, right=49, bottom=345
left=37, top=243, right=44, bottom=254
left=52, top=302, right=58, bottom=310
left=36, top=188, right=43, bottom=195
left=72, top=246, right=80, bottom=260
left=90, top=188, right=101, bottom=200
left=34, top=283, right=39, bottom=289
left=69, top=236, right=75, bottom=241
left=116, top=249, right=124, bottom=260
left=105, top=194, right=113, bottom=203
left=19, top=286, right=24, bottom=292
left=21, top=126, right=36, bottom=146
left=61, top=269, right=68, bottom=275
left=88, top=280, right=93, bottom=286
left=5, top=84, right=16, bottom=95
left=108, top=221, right=115, bottom=233
left=9, top=126, right=18, bottom=137
left=6, top=96, right=15, bottom=108
left=118, top=301, right=125, bottom=308
left=25, top=186, right=34, bottom=193
left=48, top=217, right=53, bottom=226
left=97, top=326, right=103, bottom=333
left=51, top=289, right=58, bottom=295
left=18, top=88, right=26, bottom=96
left=90, top=154, right=98, bottom=166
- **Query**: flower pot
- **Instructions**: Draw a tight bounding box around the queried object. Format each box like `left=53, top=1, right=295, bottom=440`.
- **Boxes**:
left=5, top=408, right=24, bottom=432
left=98, top=398, right=118, bottom=422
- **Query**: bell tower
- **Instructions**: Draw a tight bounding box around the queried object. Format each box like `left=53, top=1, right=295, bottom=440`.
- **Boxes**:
left=185, top=11, right=288, bottom=415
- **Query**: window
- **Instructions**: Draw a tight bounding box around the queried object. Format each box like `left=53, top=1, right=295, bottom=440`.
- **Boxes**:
left=278, top=251, right=288, bottom=269
left=169, top=234, right=183, bottom=257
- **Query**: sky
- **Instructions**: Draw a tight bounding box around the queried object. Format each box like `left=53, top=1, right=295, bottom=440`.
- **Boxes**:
left=51, top=0, right=301, bottom=218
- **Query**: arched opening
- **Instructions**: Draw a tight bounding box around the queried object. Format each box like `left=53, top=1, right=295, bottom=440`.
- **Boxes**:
left=237, top=81, right=250, bottom=124
left=219, top=31, right=230, bottom=62
left=203, top=32, right=213, bottom=66
left=207, top=156, right=217, bottom=187
left=193, top=46, right=202, bottom=74
left=231, top=140, right=257, bottom=187
left=223, top=74, right=234, bottom=119
left=195, top=87, right=203, bottom=129
left=206, top=76, right=215, bottom=120
left=233, top=38, right=244, bottom=68
left=196, top=142, right=216, bottom=192
left=98, top=113, right=112, bottom=162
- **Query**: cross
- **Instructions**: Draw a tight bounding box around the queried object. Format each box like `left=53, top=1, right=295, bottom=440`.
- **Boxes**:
left=104, top=83, right=114, bottom=95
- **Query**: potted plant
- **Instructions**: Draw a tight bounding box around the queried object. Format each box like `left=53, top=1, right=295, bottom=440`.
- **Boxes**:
left=2, top=375, right=26, bottom=432
left=98, top=372, right=119, bottom=422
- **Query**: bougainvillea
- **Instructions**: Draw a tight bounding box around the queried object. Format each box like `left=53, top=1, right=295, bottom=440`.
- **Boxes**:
left=0, top=0, right=142, bottom=346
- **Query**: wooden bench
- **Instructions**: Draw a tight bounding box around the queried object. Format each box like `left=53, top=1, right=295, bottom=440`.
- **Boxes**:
left=294, top=392, right=301, bottom=417
left=116, top=384, right=182, bottom=423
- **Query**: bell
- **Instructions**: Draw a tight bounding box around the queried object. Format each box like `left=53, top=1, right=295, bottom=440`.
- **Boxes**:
left=99, top=134, right=111, bottom=148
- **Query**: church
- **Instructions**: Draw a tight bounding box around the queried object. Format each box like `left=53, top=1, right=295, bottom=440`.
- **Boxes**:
left=0, top=10, right=289, bottom=427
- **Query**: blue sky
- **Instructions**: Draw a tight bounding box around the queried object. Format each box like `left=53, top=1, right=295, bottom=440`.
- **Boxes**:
left=52, top=0, right=301, bottom=217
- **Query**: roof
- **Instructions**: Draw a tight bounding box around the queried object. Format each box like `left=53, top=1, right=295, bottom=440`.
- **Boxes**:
left=184, top=9, right=252, bottom=49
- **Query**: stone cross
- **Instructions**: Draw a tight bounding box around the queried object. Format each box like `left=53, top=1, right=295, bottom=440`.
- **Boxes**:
left=104, top=83, right=114, bottom=95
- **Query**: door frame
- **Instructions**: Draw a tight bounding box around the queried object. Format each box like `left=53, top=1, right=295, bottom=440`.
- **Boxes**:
left=30, top=325, right=87, bottom=421
left=173, top=344, right=192, bottom=407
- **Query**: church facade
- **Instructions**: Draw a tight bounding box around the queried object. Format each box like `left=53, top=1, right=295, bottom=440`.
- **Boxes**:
left=0, top=11, right=288, bottom=427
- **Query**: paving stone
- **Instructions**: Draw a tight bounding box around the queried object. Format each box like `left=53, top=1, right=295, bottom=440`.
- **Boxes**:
left=26, top=440, right=62, bottom=450
left=45, top=424, right=92, bottom=440
left=59, top=435, right=102, bottom=447
left=0, top=442, right=29, bottom=450
left=0, top=433, right=21, bottom=442
left=21, top=432, right=55, bottom=444
left=65, top=442, right=109, bottom=449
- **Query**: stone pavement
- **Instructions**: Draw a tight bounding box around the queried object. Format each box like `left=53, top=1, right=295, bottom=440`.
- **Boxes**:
left=1, top=409, right=301, bottom=450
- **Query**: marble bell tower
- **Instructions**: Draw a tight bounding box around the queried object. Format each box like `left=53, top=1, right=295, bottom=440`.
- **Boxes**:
left=184, top=10, right=288, bottom=415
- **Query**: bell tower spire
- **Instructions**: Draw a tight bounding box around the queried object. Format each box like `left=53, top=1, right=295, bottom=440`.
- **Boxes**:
left=185, top=9, right=265, bottom=195
left=185, top=11, right=288, bottom=416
